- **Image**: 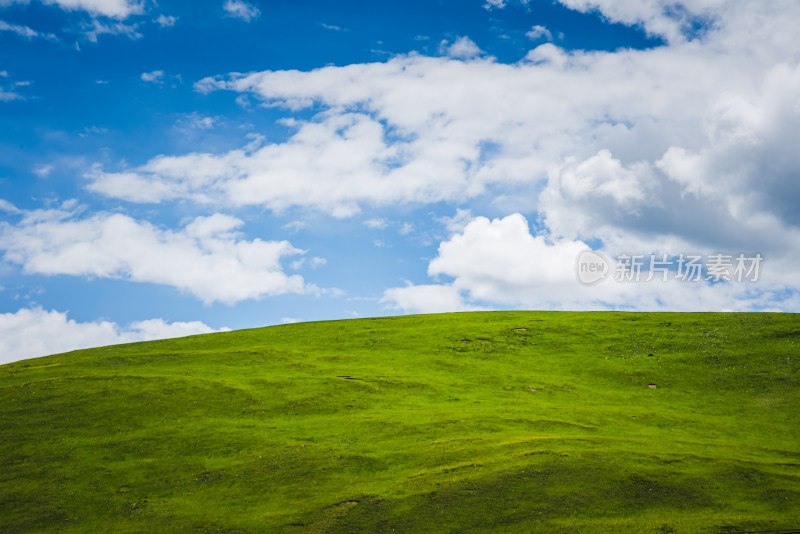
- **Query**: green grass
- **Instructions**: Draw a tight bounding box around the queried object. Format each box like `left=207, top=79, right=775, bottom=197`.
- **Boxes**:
left=1, top=311, right=799, bottom=533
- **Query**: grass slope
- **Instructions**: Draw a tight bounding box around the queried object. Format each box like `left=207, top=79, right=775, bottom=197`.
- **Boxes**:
left=1, top=311, right=799, bottom=533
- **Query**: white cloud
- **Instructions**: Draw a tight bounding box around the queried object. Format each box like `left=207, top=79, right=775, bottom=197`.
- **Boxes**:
left=78, top=125, right=108, bottom=137
left=384, top=213, right=800, bottom=313
left=80, top=18, right=141, bottom=42
left=292, top=255, right=327, bottom=270
left=427, top=213, right=589, bottom=306
left=0, top=19, right=58, bottom=40
left=33, top=164, right=54, bottom=178
left=0, top=70, right=26, bottom=101
left=526, top=24, right=552, bottom=41
left=155, top=14, right=177, bottom=27
left=0, top=86, right=21, bottom=101
left=138, top=11, right=771, bottom=228
left=82, top=1, right=800, bottom=293
left=553, top=0, right=717, bottom=43
left=179, top=113, right=215, bottom=130
left=364, top=218, right=388, bottom=229
left=483, top=0, right=530, bottom=9
left=223, top=0, right=259, bottom=22
left=282, top=220, right=306, bottom=233
left=141, top=70, right=164, bottom=83
left=437, top=208, right=474, bottom=235
left=0, top=307, right=228, bottom=365
left=2, top=0, right=143, bottom=18
left=0, top=87, right=21, bottom=101
left=319, top=22, right=346, bottom=32
left=43, top=0, right=142, bottom=18
left=0, top=198, right=21, bottom=214
left=381, top=283, right=486, bottom=314
left=280, top=317, right=300, bottom=324
left=440, top=36, right=485, bottom=59
left=0, top=208, right=311, bottom=304
left=87, top=112, right=412, bottom=217
left=398, top=222, right=414, bottom=235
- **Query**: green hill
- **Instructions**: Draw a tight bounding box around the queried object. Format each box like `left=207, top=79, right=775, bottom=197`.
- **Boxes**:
left=1, top=311, right=798, bottom=532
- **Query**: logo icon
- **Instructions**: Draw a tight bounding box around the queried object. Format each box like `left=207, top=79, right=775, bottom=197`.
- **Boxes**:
left=576, top=249, right=610, bottom=285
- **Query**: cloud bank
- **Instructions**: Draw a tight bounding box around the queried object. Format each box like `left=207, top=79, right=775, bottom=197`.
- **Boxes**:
left=0, top=205, right=310, bottom=304
left=382, top=213, right=798, bottom=314
left=85, top=1, right=800, bottom=254
left=0, top=307, right=228, bottom=365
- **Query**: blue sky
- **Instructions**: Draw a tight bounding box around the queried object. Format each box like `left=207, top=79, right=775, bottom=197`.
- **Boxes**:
left=1, top=0, right=799, bottom=363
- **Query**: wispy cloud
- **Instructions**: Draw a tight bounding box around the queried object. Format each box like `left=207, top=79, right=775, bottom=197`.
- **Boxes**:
left=0, top=70, right=26, bottom=101
left=282, top=220, right=307, bottom=233
left=33, top=164, right=54, bottom=178
left=175, top=112, right=216, bottom=130
left=319, top=22, right=347, bottom=32
left=223, top=0, right=259, bottom=22
left=364, top=218, right=388, bottom=229
left=0, top=88, right=23, bottom=102
left=0, top=19, right=59, bottom=41
left=398, top=222, right=414, bottom=235
left=155, top=14, right=177, bottom=27
left=80, top=18, right=141, bottom=43
left=0, top=198, right=21, bottom=214
left=140, top=70, right=164, bottom=83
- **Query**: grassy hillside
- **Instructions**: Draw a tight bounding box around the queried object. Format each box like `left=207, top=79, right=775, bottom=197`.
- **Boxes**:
left=1, top=311, right=799, bottom=533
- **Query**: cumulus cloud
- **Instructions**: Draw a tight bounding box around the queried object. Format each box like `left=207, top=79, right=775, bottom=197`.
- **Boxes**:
left=382, top=213, right=799, bottom=313
left=0, top=307, right=228, bottom=365
left=440, top=36, right=485, bottom=59
left=87, top=112, right=417, bottom=217
left=526, top=24, right=552, bottom=41
left=553, top=0, right=717, bottom=43
left=0, top=206, right=311, bottom=304
left=95, top=1, right=790, bottom=232
left=140, top=70, right=164, bottom=83
left=427, top=213, right=590, bottom=307
left=223, top=0, right=259, bottom=22
left=84, top=0, right=800, bottom=312
left=155, top=14, right=177, bottom=27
